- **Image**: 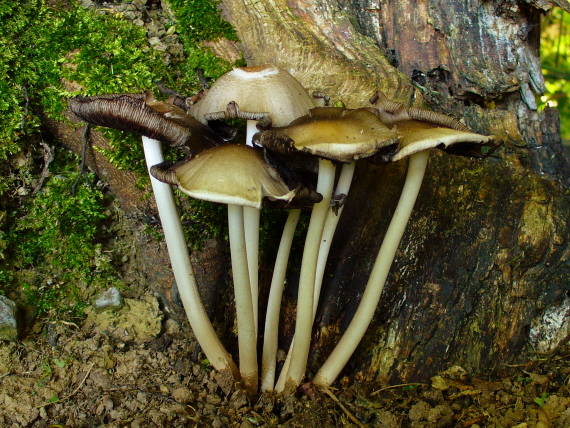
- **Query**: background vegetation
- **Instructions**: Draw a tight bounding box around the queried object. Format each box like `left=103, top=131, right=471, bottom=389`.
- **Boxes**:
left=541, top=7, right=570, bottom=144
left=0, top=0, right=235, bottom=318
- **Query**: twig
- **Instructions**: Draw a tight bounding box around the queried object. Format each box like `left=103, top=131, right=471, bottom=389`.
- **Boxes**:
left=371, top=382, right=427, bottom=396
left=48, top=320, right=80, bottom=329
left=32, top=141, right=54, bottom=195
left=321, top=386, right=365, bottom=428
left=37, top=362, right=95, bottom=408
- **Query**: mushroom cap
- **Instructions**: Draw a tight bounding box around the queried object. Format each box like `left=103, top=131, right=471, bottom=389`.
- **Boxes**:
left=161, top=145, right=296, bottom=209
left=254, top=107, right=400, bottom=163
left=68, top=93, right=222, bottom=152
left=189, top=65, right=315, bottom=126
left=391, top=121, right=493, bottom=162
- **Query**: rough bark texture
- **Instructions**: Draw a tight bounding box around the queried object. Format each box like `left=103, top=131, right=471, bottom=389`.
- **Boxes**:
left=220, top=0, right=570, bottom=383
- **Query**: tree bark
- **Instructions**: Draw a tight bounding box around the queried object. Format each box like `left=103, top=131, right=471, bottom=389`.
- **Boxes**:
left=220, top=0, right=570, bottom=383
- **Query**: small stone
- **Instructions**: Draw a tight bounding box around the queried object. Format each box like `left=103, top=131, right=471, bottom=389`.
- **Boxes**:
left=0, top=296, right=18, bottom=341
left=172, top=386, right=193, bottom=404
left=94, top=287, right=123, bottom=311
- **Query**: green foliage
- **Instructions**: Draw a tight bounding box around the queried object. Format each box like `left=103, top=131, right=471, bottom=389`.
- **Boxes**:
left=0, top=0, right=236, bottom=167
left=0, top=150, right=121, bottom=318
left=167, top=0, right=236, bottom=43
left=178, top=193, right=227, bottom=251
left=0, top=0, right=239, bottom=317
left=534, top=392, right=549, bottom=407
left=541, top=8, right=570, bottom=141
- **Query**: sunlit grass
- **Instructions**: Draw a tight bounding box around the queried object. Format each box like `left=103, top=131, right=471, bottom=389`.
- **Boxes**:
left=541, top=7, right=569, bottom=144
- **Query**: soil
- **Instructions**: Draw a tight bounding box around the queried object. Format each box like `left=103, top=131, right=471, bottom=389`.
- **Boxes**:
left=0, top=297, right=568, bottom=427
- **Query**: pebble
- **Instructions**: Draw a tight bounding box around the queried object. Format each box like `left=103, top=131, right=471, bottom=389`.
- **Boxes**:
left=94, top=287, right=124, bottom=311
left=0, top=295, right=17, bottom=341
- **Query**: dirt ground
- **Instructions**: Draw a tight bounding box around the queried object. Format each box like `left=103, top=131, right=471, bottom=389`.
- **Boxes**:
left=0, top=295, right=568, bottom=427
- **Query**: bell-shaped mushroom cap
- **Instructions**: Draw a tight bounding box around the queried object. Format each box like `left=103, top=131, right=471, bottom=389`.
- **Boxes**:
left=254, top=107, right=400, bottom=163
left=390, top=121, right=493, bottom=162
left=189, top=65, right=315, bottom=126
left=152, top=145, right=296, bottom=209
left=68, top=93, right=223, bottom=152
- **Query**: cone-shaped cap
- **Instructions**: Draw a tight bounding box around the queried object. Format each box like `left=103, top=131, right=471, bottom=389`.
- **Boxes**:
left=151, top=145, right=296, bottom=209
left=69, top=93, right=222, bottom=152
left=391, top=121, right=493, bottom=162
left=189, top=65, right=315, bottom=126
left=254, top=107, right=400, bottom=162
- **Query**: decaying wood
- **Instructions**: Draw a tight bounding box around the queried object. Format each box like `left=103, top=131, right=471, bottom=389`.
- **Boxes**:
left=220, top=0, right=570, bottom=382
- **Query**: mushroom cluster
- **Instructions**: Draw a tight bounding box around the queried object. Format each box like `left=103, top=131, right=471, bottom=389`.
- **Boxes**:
left=69, top=64, right=493, bottom=395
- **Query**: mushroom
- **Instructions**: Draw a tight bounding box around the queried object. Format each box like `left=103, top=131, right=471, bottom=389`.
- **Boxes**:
left=189, top=64, right=316, bottom=337
left=312, top=119, right=493, bottom=387
left=151, top=144, right=298, bottom=394
left=68, top=94, right=238, bottom=378
left=254, top=107, right=399, bottom=391
left=69, top=93, right=223, bottom=153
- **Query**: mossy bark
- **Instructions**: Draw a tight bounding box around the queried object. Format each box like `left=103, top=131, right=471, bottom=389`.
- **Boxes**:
left=220, top=0, right=570, bottom=382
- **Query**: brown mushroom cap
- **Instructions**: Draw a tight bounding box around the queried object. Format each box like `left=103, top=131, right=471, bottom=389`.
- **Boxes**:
left=68, top=93, right=223, bottom=153
left=189, top=65, right=315, bottom=126
left=391, top=121, right=493, bottom=162
left=254, top=107, right=400, bottom=163
left=152, top=145, right=296, bottom=209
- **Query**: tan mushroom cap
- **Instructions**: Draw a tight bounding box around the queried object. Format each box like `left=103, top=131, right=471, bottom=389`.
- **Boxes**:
left=255, top=107, right=400, bottom=163
left=391, top=121, right=493, bottom=162
left=189, top=65, right=315, bottom=126
left=166, top=145, right=296, bottom=209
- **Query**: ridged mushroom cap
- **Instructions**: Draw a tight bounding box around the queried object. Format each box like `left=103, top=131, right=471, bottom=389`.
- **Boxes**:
left=151, top=145, right=296, bottom=209
left=189, top=65, right=315, bottom=126
left=253, top=107, right=400, bottom=163
left=391, top=121, right=493, bottom=162
left=68, top=93, right=222, bottom=152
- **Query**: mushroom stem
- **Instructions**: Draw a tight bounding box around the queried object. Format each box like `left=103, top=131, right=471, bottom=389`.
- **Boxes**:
left=313, top=151, right=429, bottom=387
left=274, top=162, right=356, bottom=391
left=243, top=206, right=260, bottom=335
left=278, top=158, right=336, bottom=392
left=261, top=209, right=301, bottom=392
left=141, top=137, right=237, bottom=377
left=314, top=162, right=356, bottom=310
left=246, top=120, right=258, bottom=147
left=227, top=203, right=258, bottom=394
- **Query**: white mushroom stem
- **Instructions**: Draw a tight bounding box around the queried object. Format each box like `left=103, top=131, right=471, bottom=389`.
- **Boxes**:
left=274, top=162, right=356, bottom=391
left=313, top=151, right=429, bottom=387
left=314, top=162, right=356, bottom=311
left=243, top=206, right=260, bottom=335
left=141, top=137, right=237, bottom=376
left=277, top=158, right=336, bottom=392
left=244, top=120, right=260, bottom=334
left=246, top=120, right=258, bottom=147
left=227, top=204, right=258, bottom=394
left=261, top=209, right=301, bottom=392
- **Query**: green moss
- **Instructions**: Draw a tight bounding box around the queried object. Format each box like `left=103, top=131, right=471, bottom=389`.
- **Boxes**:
left=0, top=0, right=240, bottom=316
left=167, top=0, right=237, bottom=43
left=1, top=0, right=236, bottom=166
left=0, top=150, right=122, bottom=318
